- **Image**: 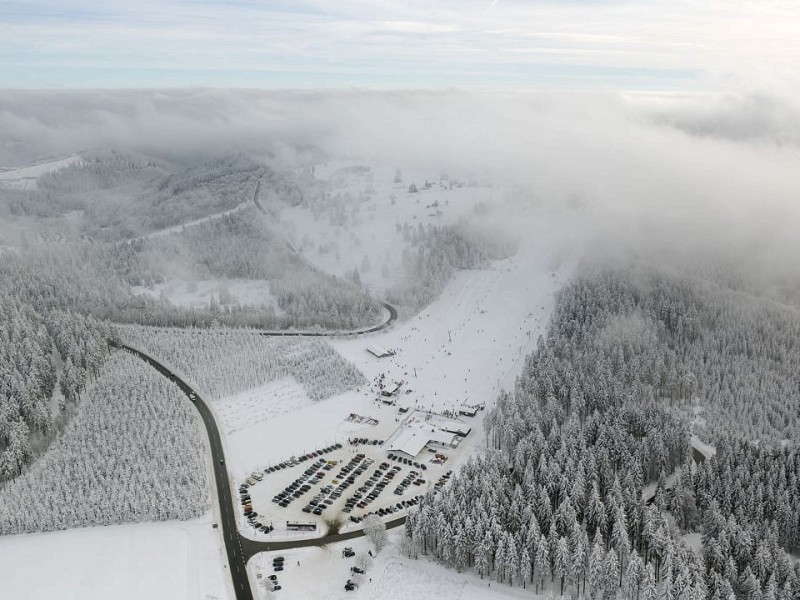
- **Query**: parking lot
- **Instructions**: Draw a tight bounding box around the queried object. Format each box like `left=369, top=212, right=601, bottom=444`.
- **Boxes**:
left=237, top=439, right=450, bottom=537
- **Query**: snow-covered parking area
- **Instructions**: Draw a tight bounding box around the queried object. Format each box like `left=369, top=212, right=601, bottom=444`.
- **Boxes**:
left=235, top=438, right=452, bottom=540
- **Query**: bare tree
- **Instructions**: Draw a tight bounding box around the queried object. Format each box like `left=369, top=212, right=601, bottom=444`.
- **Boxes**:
left=362, top=515, right=388, bottom=552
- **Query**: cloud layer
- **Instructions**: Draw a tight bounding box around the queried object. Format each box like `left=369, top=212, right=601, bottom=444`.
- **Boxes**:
left=2, top=1, right=799, bottom=92
left=1, top=88, right=799, bottom=290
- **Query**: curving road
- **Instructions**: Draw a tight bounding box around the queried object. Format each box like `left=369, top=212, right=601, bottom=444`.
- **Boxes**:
left=256, top=302, right=398, bottom=337
left=111, top=303, right=398, bottom=600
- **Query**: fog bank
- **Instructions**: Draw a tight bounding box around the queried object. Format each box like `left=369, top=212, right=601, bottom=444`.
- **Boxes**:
left=2, top=89, right=799, bottom=292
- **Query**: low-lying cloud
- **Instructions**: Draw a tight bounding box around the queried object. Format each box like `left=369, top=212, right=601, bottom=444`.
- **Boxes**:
left=2, top=88, right=799, bottom=291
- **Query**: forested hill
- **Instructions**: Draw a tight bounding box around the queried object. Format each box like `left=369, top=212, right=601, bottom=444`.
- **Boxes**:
left=0, top=152, right=382, bottom=480
left=406, top=264, right=800, bottom=600
left=3, top=150, right=284, bottom=240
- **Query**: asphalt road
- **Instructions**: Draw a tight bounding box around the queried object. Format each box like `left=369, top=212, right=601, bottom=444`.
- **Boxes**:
left=256, top=302, right=398, bottom=337
left=113, top=342, right=255, bottom=600
left=110, top=303, right=398, bottom=600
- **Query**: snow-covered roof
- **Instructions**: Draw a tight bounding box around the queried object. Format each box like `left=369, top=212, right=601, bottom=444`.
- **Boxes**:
left=385, top=425, right=457, bottom=458
left=385, top=428, right=428, bottom=458
left=366, top=345, right=392, bottom=358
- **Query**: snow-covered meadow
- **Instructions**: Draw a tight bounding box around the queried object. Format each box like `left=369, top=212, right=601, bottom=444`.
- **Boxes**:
left=218, top=233, right=566, bottom=477
left=0, top=512, right=229, bottom=600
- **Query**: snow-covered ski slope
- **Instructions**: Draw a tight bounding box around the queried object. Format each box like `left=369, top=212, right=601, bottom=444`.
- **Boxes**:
left=281, top=161, right=496, bottom=295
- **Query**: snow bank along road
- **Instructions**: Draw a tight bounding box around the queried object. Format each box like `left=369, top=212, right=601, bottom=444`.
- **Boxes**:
left=108, top=304, right=398, bottom=600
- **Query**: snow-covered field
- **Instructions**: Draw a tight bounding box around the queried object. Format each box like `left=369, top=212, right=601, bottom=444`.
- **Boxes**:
left=247, top=531, right=546, bottom=600
left=0, top=154, right=82, bottom=189
left=132, top=278, right=282, bottom=313
left=216, top=377, right=311, bottom=435
left=0, top=512, right=229, bottom=600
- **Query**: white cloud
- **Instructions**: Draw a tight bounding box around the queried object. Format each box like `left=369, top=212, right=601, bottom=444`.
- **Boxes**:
left=2, top=0, right=799, bottom=92
left=2, top=86, right=799, bottom=290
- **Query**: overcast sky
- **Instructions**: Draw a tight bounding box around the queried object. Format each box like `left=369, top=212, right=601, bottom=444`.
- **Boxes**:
left=2, top=0, right=799, bottom=92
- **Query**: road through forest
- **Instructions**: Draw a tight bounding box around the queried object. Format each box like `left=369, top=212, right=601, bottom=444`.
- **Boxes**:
left=112, top=303, right=398, bottom=600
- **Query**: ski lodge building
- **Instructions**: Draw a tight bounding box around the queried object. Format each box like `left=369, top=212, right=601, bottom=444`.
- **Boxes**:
left=384, top=410, right=472, bottom=459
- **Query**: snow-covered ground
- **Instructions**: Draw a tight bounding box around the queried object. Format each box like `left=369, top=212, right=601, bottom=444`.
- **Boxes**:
left=328, top=242, right=568, bottom=432
left=247, top=530, right=547, bottom=600
left=216, top=377, right=312, bottom=436
left=0, top=154, right=82, bottom=190
left=0, top=512, right=229, bottom=600
left=132, top=278, right=282, bottom=313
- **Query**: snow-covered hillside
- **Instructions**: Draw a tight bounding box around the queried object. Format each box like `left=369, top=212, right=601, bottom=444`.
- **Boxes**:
left=0, top=154, right=83, bottom=190
left=281, top=161, right=496, bottom=295
left=132, top=278, right=283, bottom=315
